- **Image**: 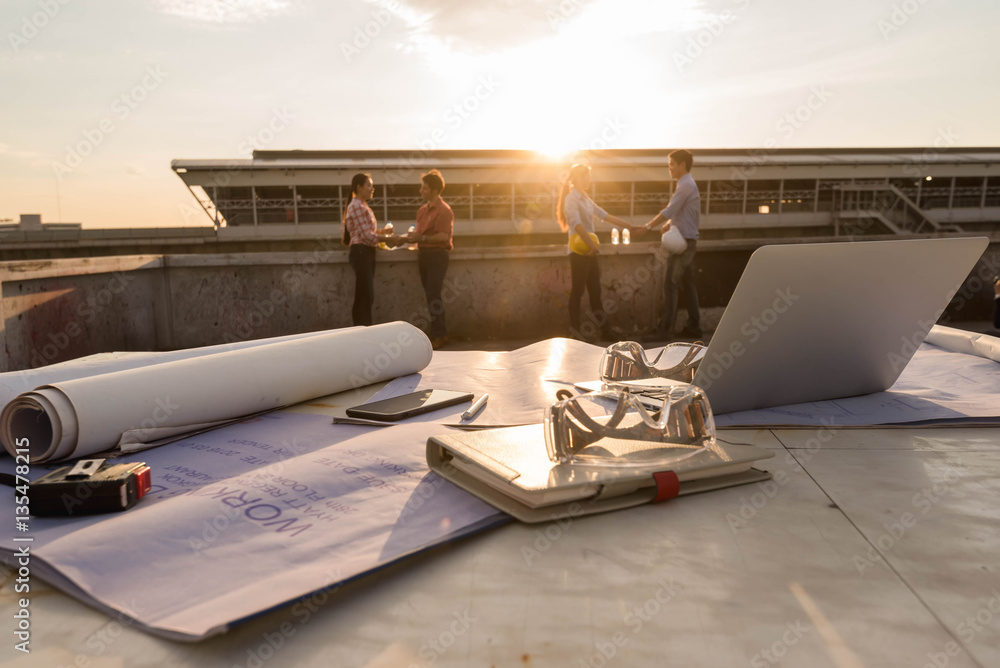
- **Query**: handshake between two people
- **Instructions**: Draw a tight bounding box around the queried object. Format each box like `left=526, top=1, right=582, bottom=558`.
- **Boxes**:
left=618, top=217, right=675, bottom=236
left=376, top=230, right=433, bottom=249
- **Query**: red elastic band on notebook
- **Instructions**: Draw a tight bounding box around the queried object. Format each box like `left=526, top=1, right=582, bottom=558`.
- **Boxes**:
left=652, top=471, right=680, bottom=503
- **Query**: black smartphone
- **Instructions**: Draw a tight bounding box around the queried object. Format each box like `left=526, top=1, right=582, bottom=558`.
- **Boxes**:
left=345, top=389, right=474, bottom=422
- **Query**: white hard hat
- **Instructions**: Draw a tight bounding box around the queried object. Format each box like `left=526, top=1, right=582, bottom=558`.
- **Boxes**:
left=661, top=226, right=688, bottom=255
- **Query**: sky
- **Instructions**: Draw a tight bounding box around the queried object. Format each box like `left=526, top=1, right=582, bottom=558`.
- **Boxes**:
left=1, top=0, right=998, bottom=229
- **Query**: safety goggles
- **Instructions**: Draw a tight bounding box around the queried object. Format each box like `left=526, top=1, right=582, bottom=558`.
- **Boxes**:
left=543, top=386, right=716, bottom=467
left=599, top=341, right=705, bottom=386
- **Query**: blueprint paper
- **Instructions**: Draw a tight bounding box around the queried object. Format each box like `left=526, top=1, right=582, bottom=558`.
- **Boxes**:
left=0, top=329, right=339, bottom=410
left=0, top=323, right=430, bottom=462
left=0, top=412, right=505, bottom=640
left=925, top=324, right=1000, bottom=363
left=342, top=330, right=1000, bottom=429
left=715, top=327, right=1000, bottom=427
left=344, top=338, right=606, bottom=427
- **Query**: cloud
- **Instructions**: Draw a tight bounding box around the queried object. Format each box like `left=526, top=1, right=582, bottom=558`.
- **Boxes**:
left=154, top=0, right=297, bottom=24
left=392, top=0, right=705, bottom=56
left=0, top=144, right=43, bottom=161
left=392, top=0, right=592, bottom=53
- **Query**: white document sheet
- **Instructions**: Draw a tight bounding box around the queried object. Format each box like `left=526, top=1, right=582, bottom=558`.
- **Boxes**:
left=1, top=323, right=431, bottom=462
left=336, top=338, right=607, bottom=428
left=0, top=412, right=506, bottom=640
left=339, top=329, right=1000, bottom=429
left=714, top=327, right=1000, bottom=427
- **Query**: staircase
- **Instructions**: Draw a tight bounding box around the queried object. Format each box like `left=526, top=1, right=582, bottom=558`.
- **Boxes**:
left=832, top=183, right=963, bottom=235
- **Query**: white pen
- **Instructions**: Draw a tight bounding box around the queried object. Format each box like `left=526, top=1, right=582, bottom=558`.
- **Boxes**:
left=461, top=393, right=489, bottom=421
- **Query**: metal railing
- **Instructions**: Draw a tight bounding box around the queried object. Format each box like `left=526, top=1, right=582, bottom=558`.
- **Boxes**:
left=832, top=183, right=962, bottom=235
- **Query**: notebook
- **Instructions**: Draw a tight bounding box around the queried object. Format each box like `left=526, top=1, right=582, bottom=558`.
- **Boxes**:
left=426, top=424, right=773, bottom=523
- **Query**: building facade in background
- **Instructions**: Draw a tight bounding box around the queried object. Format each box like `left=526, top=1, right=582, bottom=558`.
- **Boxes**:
left=172, top=148, right=1000, bottom=242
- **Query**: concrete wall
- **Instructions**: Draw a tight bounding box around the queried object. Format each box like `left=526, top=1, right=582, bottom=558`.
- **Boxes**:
left=2, top=239, right=997, bottom=372
left=157, top=244, right=719, bottom=350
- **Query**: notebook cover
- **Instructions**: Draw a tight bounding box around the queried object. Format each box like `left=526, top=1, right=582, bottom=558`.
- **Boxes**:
left=426, top=424, right=773, bottom=523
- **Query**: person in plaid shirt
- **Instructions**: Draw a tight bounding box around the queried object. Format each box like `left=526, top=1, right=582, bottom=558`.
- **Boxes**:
left=341, top=173, right=396, bottom=326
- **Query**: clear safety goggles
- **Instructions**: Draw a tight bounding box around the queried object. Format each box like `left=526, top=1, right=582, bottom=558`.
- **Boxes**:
left=599, top=341, right=705, bottom=386
left=543, top=386, right=716, bottom=467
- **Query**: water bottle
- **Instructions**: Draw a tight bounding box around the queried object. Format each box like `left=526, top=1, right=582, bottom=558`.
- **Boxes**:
left=407, top=225, right=417, bottom=250
left=381, top=221, right=393, bottom=250
left=622, top=228, right=631, bottom=245
left=611, top=227, right=620, bottom=245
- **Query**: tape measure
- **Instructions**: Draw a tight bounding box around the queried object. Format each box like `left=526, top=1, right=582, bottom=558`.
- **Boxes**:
left=30, top=459, right=152, bottom=517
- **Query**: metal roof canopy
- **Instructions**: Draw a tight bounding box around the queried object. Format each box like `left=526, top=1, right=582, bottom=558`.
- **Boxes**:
left=171, top=147, right=1000, bottom=173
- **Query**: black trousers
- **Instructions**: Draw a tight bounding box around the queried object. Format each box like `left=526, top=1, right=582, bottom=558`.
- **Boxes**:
left=569, top=252, right=603, bottom=333
left=348, top=244, right=376, bottom=326
left=418, top=247, right=450, bottom=338
left=661, top=240, right=700, bottom=333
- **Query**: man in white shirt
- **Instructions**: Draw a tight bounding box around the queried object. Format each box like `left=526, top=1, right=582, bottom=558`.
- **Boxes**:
left=644, top=149, right=702, bottom=339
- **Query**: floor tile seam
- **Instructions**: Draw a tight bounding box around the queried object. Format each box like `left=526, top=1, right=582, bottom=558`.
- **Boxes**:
left=778, top=438, right=986, bottom=668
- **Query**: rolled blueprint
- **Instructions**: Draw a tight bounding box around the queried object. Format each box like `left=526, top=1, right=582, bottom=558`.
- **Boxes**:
left=925, top=324, right=1000, bottom=363
left=0, top=329, right=342, bottom=412
left=1, top=322, right=431, bottom=462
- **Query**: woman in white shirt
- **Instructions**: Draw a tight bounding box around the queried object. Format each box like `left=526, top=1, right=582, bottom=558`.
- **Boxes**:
left=556, top=163, right=636, bottom=340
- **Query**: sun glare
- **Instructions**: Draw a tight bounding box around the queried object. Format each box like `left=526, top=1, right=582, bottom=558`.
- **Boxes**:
left=390, top=0, right=710, bottom=153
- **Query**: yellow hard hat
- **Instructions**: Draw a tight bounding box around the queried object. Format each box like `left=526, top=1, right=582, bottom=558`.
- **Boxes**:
left=569, top=232, right=599, bottom=255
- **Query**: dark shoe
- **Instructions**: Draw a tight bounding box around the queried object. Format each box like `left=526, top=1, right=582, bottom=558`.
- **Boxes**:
left=640, top=330, right=670, bottom=344
left=678, top=325, right=702, bottom=338
left=430, top=335, right=450, bottom=350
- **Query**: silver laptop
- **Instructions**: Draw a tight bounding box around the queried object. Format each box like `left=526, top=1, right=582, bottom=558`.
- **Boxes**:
left=691, top=237, right=989, bottom=415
